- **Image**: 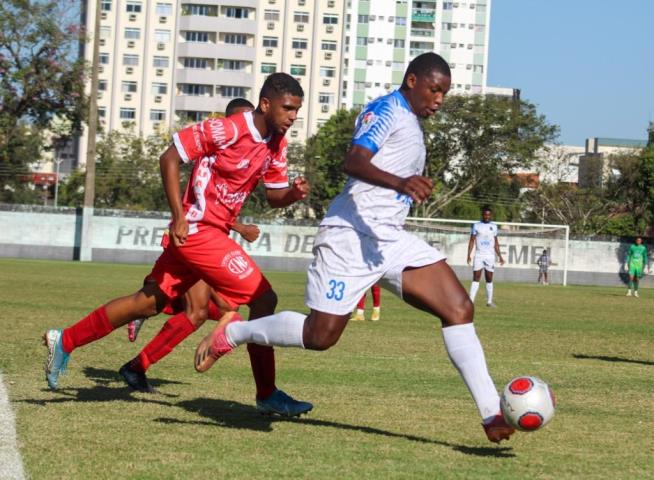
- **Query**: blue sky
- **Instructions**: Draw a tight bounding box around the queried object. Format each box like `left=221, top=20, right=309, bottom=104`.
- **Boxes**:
left=487, top=0, right=654, bottom=146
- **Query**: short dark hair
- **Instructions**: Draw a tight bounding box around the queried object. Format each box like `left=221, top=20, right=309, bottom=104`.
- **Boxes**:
left=259, top=73, right=304, bottom=101
left=401, top=52, right=451, bottom=89
left=225, top=98, right=254, bottom=116
left=482, top=206, right=492, bottom=213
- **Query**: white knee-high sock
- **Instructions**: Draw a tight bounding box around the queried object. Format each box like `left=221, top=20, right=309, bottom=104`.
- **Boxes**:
left=469, top=281, right=480, bottom=301
left=226, top=311, right=306, bottom=348
left=486, top=282, right=494, bottom=304
left=442, top=323, right=500, bottom=422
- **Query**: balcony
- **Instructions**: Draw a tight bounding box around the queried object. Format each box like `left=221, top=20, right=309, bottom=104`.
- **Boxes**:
left=411, top=9, right=435, bottom=22
left=410, top=27, right=434, bottom=37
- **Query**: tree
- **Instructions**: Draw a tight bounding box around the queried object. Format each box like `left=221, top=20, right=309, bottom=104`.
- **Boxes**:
left=416, top=94, right=559, bottom=218
left=0, top=0, right=87, bottom=202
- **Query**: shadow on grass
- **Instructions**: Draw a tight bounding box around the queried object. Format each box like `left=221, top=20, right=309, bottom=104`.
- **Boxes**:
left=82, top=366, right=189, bottom=389
left=155, top=397, right=515, bottom=458
left=573, top=353, right=654, bottom=366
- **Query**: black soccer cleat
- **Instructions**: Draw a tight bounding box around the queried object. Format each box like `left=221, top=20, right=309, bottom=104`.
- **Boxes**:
left=119, top=361, right=156, bottom=393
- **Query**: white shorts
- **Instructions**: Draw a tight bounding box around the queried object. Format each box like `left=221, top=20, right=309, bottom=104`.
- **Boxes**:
left=305, top=226, right=446, bottom=315
left=473, top=255, right=495, bottom=272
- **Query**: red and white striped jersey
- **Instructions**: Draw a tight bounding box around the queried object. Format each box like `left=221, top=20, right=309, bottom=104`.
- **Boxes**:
left=172, top=111, right=289, bottom=234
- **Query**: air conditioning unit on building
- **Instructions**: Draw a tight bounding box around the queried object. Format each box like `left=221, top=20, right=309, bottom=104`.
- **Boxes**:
left=385, top=60, right=392, bottom=66
left=324, top=52, right=332, bottom=60
left=295, top=50, right=303, bottom=58
left=265, top=49, right=273, bottom=56
left=124, top=93, right=132, bottom=101
left=126, top=67, right=134, bottom=74
left=99, top=39, right=106, bottom=46
left=297, top=24, right=304, bottom=32
left=156, top=68, right=164, bottom=76
left=98, top=66, right=104, bottom=73
left=101, top=12, right=107, bottom=20
left=157, top=42, right=165, bottom=50
left=326, top=25, right=334, bottom=33
left=321, top=104, right=329, bottom=113
left=328, top=0, right=335, bottom=6
left=129, top=14, right=137, bottom=21
left=290, top=130, right=298, bottom=137
left=384, top=83, right=391, bottom=89
left=269, top=0, right=276, bottom=3
left=154, top=96, right=162, bottom=103
left=127, top=40, right=135, bottom=48
left=322, top=79, right=330, bottom=86
left=366, top=59, right=373, bottom=65
left=267, top=22, right=275, bottom=30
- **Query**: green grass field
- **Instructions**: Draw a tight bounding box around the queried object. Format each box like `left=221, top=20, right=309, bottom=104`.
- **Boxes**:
left=1, top=258, right=653, bottom=479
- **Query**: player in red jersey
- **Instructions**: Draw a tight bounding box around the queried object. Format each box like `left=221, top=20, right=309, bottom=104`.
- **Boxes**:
left=44, top=74, right=313, bottom=415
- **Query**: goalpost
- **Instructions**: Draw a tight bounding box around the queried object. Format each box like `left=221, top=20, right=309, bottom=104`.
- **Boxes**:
left=406, top=217, right=571, bottom=286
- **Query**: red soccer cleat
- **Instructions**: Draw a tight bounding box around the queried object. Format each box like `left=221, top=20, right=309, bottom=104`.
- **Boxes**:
left=194, top=311, right=243, bottom=373
left=482, top=412, right=516, bottom=443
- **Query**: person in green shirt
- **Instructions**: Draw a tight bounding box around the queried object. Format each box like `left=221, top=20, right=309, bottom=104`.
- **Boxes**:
left=625, top=236, right=648, bottom=297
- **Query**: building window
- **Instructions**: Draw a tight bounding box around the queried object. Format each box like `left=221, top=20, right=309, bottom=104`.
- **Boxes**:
left=177, top=110, right=210, bottom=122
left=126, top=1, right=141, bottom=13
left=98, top=107, right=106, bottom=118
left=152, top=82, right=168, bottom=95
left=358, top=14, right=368, bottom=23
left=320, top=67, right=336, bottom=78
left=219, top=59, right=246, bottom=70
left=180, top=84, right=212, bottom=96
left=153, top=56, right=169, bottom=68
left=321, top=40, right=337, bottom=51
left=224, top=33, right=246, bottom=44
left=262, top=36, right=278, bottom=48
left=323, top=14, right=338, bottom=24
left=101, top=0, right=111, bottom=11
left=124, top=28, right=140, bottom=40
left=121, top=81, right=138, bottom=93
left=219, top=86, right=247, bottom=98
left=393, top=39, right=405, bottom=48
left=395, top=17, right=406, bottom=25
left=290, top=64, right=306, bottom=76
left=183, top=57, right=209, bottom=69
left=183, top=4, right=216, bottom=16
left=264, top=9, right=279, bottom=21
left=120, top=108, right=136, bottom=120
left=150, top=109, right=166, bottom=121
left=154, top=30, right=171, bottom=43
left=156, top=3, right=172, bottom=15
left=318, top=92, right=334, bottom=104
left=100, top=26, right=111, bottom=39
left=292, top=38, right=307, bottom=49
left=122, top=54, right=139, bottom=66
left=294, top=11, right=309, bottom=23
left=356, top=37, right=367, bottom=46
left=185, top=31, right=209, bottom=42
left=225, top=7, right=249, bottom=18
left=99, top=53, right=110, bottom=64
left=261, top=63, right=276, bottom=74
left=98, top=80, right=107, bottom=91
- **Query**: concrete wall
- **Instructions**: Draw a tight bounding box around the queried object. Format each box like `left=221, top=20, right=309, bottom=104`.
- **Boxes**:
left=0, top=206, right=650, bottom=288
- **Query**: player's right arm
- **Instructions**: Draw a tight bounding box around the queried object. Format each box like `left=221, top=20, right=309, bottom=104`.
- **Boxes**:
left=467, top=234, right=475, bottom=265
left=159, top=145, right=187, bottom=246
left=232, top=222, right=260, bottom=243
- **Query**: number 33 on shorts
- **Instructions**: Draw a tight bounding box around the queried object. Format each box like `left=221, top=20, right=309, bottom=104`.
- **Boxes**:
left=326, top=279, right=346, bottom=301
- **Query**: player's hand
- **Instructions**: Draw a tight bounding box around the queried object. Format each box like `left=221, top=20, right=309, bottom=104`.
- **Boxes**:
left=399, top=175, right=433, bottom=204
left=170, top=216, right=189, bottom=247
left=499, top=257, right=505, bottom=266
left=467, top=256, right=472, bottom=266
left=624, top=264, right=629, bottom=272
left=238, top=224, right=260, bottom=243
left=291, top=176, right=310, bottom=201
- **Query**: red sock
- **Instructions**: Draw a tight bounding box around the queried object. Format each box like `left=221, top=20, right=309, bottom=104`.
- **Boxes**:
left=247, top=343, right=276, bottom=400
left=130, top=313, right=196, bottom=373
left=372, top=284, right=381, bottom=308
left=62, top=305, right=113, bottom=354
left=207, top=301, right=223, bottom=321
left=357, top=293, right=366, bottom=310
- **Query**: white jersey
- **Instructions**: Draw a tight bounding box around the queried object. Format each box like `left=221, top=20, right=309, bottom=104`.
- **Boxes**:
left=321, top=90, right=425, bottom=240
left=471, top=221, right=498, bottom=257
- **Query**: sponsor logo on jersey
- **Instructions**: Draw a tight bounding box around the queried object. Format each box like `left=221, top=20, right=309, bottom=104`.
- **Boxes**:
left=237, top=158, right=250, bottom=169
left=208, top=119, right=226, bottom=146
left=215, top=183, right=248, bottom=208
left=353, top=111, right=376, bottom=139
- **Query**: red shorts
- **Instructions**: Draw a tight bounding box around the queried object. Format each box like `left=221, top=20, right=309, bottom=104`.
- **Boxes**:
left=148, top=228, right=270, bottom=309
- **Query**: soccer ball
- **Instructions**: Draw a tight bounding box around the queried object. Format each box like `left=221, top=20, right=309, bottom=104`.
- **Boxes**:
left=500, top=376, right=556, bottom=431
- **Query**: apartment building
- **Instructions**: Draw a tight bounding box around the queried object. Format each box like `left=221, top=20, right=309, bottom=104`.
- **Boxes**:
left=341, top=0, right=491, bottom=109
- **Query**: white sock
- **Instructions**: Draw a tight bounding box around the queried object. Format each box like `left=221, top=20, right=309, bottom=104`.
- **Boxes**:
left=226, top=311, right=305, bottom=348
left=486, top=282, right=494, bottom=304
left=442, top=323, right=500, bottom=422
left=469, top=281, right=480, bottom=301
left=356, top=308, right=365, bottom=316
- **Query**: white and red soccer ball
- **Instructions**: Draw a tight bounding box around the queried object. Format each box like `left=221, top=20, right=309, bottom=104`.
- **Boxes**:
left=500, top=376, right=556, bottom=431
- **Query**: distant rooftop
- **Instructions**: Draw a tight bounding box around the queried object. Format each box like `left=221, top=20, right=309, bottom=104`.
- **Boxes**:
left=596, top=137, right=647, bottom=148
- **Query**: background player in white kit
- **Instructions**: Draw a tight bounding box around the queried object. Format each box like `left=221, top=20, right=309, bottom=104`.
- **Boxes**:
left=467, top=207, right=505, bottom=307
left=195, top=53, right=515, bottom=443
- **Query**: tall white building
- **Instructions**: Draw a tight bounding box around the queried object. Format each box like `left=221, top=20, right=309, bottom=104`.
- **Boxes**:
left=341, top=0, right=491, bottom=109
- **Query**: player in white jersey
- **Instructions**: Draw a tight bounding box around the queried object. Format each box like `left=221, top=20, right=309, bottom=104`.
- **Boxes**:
left=194, top=53, right=515, bottom=444
left=467, top=207, right=505, bottom=307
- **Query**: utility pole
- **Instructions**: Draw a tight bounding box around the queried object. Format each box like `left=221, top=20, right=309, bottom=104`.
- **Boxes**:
left=80, top=0, right=101, bottom=261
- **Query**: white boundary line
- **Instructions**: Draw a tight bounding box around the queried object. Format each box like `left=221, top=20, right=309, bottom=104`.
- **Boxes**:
left=0, top=373, right=25, bottom=480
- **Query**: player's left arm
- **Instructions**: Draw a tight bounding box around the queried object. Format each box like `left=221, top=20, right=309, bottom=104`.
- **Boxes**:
left=265, top=177, right=310, bottom=207
left=232, top=222, right=260, bottom=243
left=494, top=236, right=505, bottom=265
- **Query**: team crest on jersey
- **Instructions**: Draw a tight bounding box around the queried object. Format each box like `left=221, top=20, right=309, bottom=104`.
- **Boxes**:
left=222, top=250, right=254, bottom=279
left=353, top=111, right=376, bottom=139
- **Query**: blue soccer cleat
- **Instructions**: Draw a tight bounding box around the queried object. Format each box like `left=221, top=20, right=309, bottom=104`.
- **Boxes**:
left=256, top=389, right=313, bottom=417
left=43, top=329, right=70, bottom=390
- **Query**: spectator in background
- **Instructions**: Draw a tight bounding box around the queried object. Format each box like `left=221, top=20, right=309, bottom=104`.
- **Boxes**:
left=536, top=249, right=552, bottom=285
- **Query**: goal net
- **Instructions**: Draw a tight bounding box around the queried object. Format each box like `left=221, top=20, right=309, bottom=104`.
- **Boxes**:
left=405, top=217, right=570, bottom=286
